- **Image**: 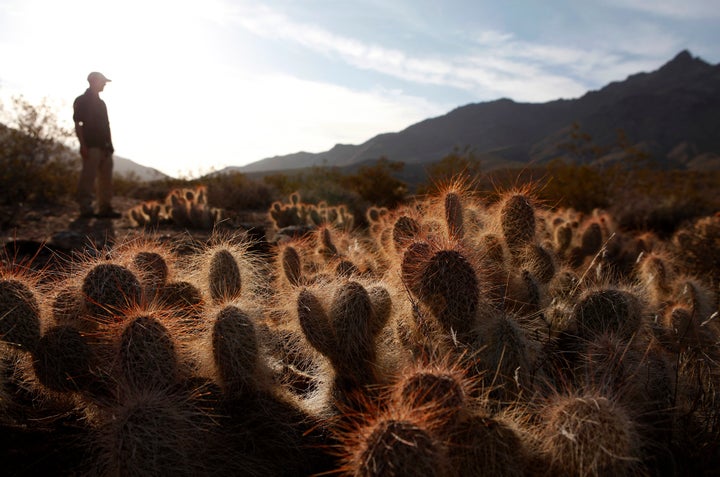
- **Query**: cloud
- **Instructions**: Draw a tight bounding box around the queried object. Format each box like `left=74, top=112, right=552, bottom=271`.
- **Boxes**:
left=601, top=0, right=720, bottom=19
left=466, top=24, right=686, bottom=90
left=221, top=2, right=695, bottom=103
left=224, top=4, right=593, bottom=102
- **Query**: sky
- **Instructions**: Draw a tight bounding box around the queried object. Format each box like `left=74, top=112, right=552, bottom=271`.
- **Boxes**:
left=1, top=0, right=719, bottom=178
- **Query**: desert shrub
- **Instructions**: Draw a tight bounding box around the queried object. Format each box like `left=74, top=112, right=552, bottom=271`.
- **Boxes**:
left=111, top=172, right=154, bottom=198
left=116, top=177, right=190, bottom=201
left=673, top=215, right=720, bottom=290
left=611, top=192, right=707, bottom=236
left=0, top=95, right=78, bottom=204
left=416, top=146, right=482, bottom=195
left=339, top=158, right=408, bottom=209
left=610, top=169, right=720, bottom=235
left=204, top=172, right=276, bottom=211
left=538, top=159, right=615, bottom=212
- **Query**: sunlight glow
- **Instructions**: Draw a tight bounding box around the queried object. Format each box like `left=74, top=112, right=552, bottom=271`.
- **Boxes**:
left=1, top=0, right=444, bottom=176
left=2, top=0, right=717, bottom=177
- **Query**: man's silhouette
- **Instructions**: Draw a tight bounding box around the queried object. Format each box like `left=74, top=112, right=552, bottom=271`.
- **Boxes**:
left=73, top=72, right=120, bottom=218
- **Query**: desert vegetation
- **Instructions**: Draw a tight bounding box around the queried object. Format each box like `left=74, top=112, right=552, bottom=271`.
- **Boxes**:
left=1, top=170, right=720, bottom=475
left=2, top=98, right=720, bottom=476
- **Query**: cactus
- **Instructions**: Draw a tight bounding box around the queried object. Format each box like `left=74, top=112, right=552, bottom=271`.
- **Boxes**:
left=158, top=281, right=205, bottom=326
left=329, top=281, right=377, bottom=381
left=32, top=324, right=93, bottom=393
left=8, top=175, right=720, bottom=475
left=474, top=313, right=535, bottom=401
left=119, top=315, right=179, bottom=392
left=539, top=393, right=644, bottom=476
left=51, top=285, right=86, bottom=328
left=520, top=244, right=556, bottom=283
left=500, top=193, right=536, bottom=254
left=548, top=268, right=580, bottom=299
left=298, top=281, right=388, bottom=408
left=281, top=245, right=303, bottom=287
left=363, top=420, right=443, bottom=477
left=672, top=276, right=714, bottom=321
left=392, top=215, right=421, bottom=252
left=477, top=233, right=508, bottom=303
left=448, top=412, right=527, bottom=477
left=660, top=304, right=700, bottom=352
left=419, top=249, right=479, bottom=338
left=167, top=190, right=191, bottom=227
left=128, top=186, right=219, bottom=229
left=91, top=389, right=220, bottom=476
left=400, top=241, right=433, bottom=297
left=399, top=371, right=464, bottom=411
left=671, top=215, right=720, bottom=286
left=580, top=221, right=603, bottom=256
left=297, top=288, right=336, bottom=359
left=143, top=201, right=163, bottom=223
left=367, top=285, right=392, bottom=337
left=132, top=251, right=169, bottom=289
left=444, top=191, right=464, bottom=241
left=208, top=248, right=242, bottom=303
left=128, top=200, right=164, bottom=227
left=578, top=332, right=640, bottom=392
left=82, top=263, right=143, bottom=322
left=0, top=277, right=42, bottom=351
left=340, top=412, right=447, bottom=477
left=571, top=288, right=643, bottom=341
left=269, top=193, right=354, bottom=230
left=479, top=233, right=506, bottom=267
left=554, top=222, right=573, bottom=255
left=211, top=305, right=258, bottom=396
left=336, top=259, right=360, bottom=278
left=579, top=334, right=674, bottom=425
left=636, top=252, right=675, bottom=307
left=319, top=227, right=339, bottom=259
left=395, top=366, right=467, bottom=431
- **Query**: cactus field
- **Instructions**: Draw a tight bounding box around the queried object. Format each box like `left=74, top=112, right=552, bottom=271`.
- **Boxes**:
left=1, top=180, right=719, bottom=476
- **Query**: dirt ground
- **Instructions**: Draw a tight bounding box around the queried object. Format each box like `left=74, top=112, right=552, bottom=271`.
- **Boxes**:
left=1, top=197, right=272, bottom=275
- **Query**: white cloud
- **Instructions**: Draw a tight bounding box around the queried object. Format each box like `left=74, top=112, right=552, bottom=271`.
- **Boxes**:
left=221, top=2, right=695, bottom=103
left=475, top=30, right=516, bottom=46
left=602, top=0, right=720, bottom=19
left=224, top=3, right=592, bottom=102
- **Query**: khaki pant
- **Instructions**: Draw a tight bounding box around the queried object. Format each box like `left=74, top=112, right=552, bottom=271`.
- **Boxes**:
left=77, top=147, right=113, bottom=213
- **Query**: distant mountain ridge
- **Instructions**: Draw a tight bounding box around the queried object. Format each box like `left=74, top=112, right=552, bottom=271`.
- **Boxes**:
left=226, top=50, right=720, bottom=174
left=113, top=156, right=169, bottom=181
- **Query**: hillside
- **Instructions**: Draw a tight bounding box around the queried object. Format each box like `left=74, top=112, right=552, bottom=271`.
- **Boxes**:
left=229, top=50, right=720, bottom=174
left=113, top=156, right=169, bottom=181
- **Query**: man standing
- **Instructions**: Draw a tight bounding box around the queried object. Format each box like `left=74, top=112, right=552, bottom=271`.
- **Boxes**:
left=73, top=71, right=120, bottom=218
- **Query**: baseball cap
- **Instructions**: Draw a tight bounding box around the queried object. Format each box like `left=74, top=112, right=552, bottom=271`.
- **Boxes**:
left=87, top=71, right=111, bottom=83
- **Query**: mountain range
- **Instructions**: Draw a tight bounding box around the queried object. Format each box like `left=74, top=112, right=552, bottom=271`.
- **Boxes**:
left=223, top=50, right=720, bottom=175
left=114, top=156, right=169, bottom=181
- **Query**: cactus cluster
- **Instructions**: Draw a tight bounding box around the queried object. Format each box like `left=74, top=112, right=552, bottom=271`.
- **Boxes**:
left=269, top=192, right=354, bottom=230
left=128, top=185, right=223, bottom=229
left=2, top=178, right=720, bottom=475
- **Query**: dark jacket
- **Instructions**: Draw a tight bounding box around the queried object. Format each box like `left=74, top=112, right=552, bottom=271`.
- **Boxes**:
left=73, top=89, right=114, bottom=152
